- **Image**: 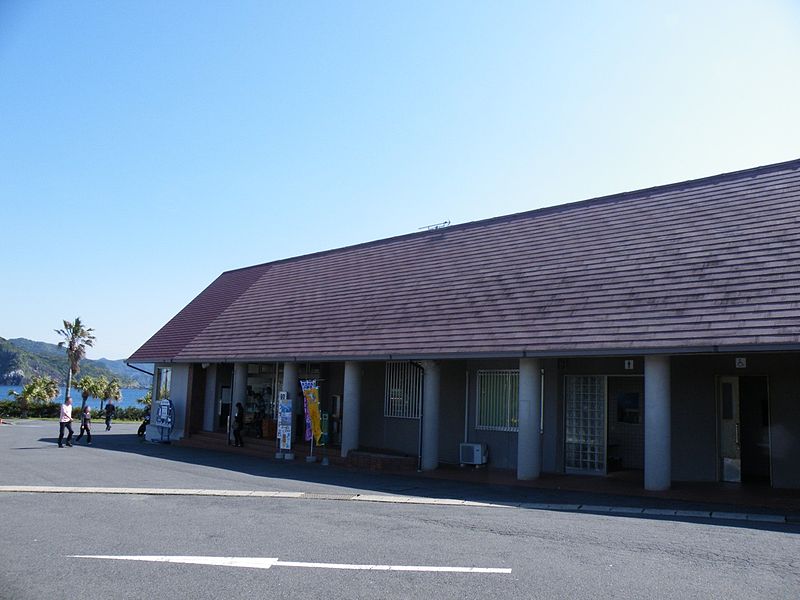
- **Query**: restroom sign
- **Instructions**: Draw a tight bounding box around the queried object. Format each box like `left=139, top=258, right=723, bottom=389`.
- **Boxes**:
left=624, top=360, right=634, bottom=370
left=735, top=357, right=747, bottom=369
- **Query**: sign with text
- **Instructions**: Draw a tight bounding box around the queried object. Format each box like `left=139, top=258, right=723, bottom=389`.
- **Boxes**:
left=277, top=391, right=292, bottom=450
left=155, top=399, right=174, bottom=429
left=300, top=380, right=322, bottom=444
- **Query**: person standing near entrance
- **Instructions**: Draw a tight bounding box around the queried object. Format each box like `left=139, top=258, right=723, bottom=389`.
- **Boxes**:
left=104, top=400, right=116, bottom=431
left=58, top=397, right=74, bottom=448
left=233, top=402, right=244, bottom=447
left=74, top=406, right=92, bottom=445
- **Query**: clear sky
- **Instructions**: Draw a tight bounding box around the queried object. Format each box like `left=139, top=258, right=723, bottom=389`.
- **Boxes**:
left=2, top=1, right=799, bottom=360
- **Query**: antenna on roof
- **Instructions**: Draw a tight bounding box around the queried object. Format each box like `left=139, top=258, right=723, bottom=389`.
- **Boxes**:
left=419, top=220, right=451, bottom=231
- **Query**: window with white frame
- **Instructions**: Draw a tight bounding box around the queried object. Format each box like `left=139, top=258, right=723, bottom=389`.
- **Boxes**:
left=384, top=361, right=423, bottom=418
left=476, top=369, right=519, bottom=431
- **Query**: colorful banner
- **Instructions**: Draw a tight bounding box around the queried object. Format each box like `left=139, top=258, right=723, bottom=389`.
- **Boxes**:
left=300, top=379, right=322, bottom=444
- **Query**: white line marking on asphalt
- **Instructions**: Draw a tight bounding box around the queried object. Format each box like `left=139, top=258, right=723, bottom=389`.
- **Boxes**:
left=70, top=555, right=512, bottom=574
left=73, top=556, right=279, bottom=569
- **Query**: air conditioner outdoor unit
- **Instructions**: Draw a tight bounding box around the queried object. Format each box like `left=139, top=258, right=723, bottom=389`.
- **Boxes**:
left=460, top=443, right=488, bottom=465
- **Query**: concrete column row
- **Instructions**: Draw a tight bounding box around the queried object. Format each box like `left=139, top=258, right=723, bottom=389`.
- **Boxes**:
left=341, top=361, right=361, bottom=458
left=517, top=358, right=542, bottom=480
left=227, top=355, right=673, bottom=492
left=644, top=355, right=671, bottom=491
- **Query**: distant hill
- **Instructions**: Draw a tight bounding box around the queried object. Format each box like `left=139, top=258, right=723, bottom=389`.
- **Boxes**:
left=0, top=337, right=153, bottom=388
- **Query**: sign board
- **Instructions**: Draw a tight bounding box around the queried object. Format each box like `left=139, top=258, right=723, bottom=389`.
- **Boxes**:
left=277, top=391, right=292, bottom=450
left=735, top=357, right=747, bottom=369
left=155, top=398, right=174, bottom=429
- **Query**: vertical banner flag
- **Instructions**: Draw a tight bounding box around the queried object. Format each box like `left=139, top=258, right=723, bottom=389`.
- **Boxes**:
left=300, top=379, right=322, bottom=444
left=277, top=391, right=292, bottom=450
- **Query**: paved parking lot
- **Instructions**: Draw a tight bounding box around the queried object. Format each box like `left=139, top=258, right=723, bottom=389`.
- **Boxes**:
left=2, top=421, right=799, bottom=599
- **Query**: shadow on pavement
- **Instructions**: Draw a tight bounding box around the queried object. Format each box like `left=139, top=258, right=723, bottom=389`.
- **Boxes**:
left=26, top=425, right=800, bottom=534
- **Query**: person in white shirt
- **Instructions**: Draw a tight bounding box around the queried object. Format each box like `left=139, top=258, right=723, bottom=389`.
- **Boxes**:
left=58, top=397, right=74, bottom=448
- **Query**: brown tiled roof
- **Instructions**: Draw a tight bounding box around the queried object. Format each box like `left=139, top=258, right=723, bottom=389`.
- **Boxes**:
left=129, top=158, right=800, bottom=363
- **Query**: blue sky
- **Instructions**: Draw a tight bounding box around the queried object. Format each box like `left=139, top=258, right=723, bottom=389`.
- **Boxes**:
left=2, top=1, right=799, bottom=359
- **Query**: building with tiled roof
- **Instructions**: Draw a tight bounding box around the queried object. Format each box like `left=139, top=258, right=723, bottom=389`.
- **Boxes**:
left=131, top=158, right=800, bottom=490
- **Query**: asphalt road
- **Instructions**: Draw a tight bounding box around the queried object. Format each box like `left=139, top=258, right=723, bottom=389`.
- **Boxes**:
left=1, top=421, right=799, bottom=599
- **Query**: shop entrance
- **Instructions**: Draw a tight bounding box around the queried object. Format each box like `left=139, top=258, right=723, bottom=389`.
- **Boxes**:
left=718, top=376, right=771, bottom=484
left=215, top=365, right=233, bottom=433
left=564, top=375, right=644, bottom=475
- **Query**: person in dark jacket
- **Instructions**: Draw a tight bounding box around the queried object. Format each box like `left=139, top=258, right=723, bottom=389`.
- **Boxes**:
left=233, top=402, right=244, bottom=447
left=74, top=406, right=92, bottom=445
left=104, top=401, right=116, bottom=431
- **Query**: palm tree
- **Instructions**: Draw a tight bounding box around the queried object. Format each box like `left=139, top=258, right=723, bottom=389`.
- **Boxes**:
left=96, top=376, right=109, bottom=411
left=101, top=378, right=122, bottom=410
left=55, top=317, right=95, bottom=402
left=73, top=375, right=104, bottom=413
left=137, top=390, right=152, bottom=407
left=10, top=376, right=60, bottom=418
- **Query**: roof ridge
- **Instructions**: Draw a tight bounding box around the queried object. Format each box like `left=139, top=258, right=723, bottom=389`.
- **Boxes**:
left=222, top=156, right=800, bottom=276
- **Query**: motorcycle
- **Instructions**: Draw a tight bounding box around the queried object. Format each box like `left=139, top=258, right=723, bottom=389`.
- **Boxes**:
left=137, top=409, right=151, bottom=437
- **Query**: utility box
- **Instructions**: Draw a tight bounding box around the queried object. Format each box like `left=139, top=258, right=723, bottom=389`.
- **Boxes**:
left=460, top=443, right=488, bottom=465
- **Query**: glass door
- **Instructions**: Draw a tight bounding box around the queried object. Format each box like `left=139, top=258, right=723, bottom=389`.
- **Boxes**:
left=565, top=375, right=607, bottom=474
left=719, top=376, right=741, bottom=482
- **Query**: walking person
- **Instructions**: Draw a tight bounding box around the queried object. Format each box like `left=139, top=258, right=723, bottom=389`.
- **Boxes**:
left=58, top=396, right=74, bottom=448
left=104, top=400, right=116, bottom=431
left=74, top=405, right=92, bottom=445
left=233, top=402, right=244, bottom=447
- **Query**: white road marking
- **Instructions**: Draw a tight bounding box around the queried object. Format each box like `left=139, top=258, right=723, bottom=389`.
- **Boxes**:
left=70, top=555, right=512, bottom=574
left=73, top=556, right=280, bottom=569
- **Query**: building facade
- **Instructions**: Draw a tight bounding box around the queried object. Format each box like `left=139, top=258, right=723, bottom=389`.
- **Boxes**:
left=131, top=159, right=800, bottom=490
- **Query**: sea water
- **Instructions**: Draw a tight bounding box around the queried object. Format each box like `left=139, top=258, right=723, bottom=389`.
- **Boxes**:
left=0, top=385, right=149, bottom=409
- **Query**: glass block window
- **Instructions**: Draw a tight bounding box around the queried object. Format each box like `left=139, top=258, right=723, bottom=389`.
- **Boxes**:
left=384, top=361, right=423, bottom=419
left=565, top=375, right=606, bottom=473
left=476, top=370, right=519, bottom=431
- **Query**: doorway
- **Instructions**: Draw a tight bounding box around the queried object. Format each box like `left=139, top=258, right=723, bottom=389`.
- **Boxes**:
left=564, top=375, right=645, bottom=475
left=187, top=364, right=206, bottom=434
left=215, top=364, right=233, bottom=433
left=718, top=376, right=771, bottom=484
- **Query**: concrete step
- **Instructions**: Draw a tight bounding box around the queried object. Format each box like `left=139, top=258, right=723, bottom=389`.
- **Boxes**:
left=177, top=432, right=417, bottom=471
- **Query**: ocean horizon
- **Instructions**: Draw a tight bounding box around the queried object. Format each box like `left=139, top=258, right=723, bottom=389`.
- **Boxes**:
left=0, top=385, right=150, bottom=409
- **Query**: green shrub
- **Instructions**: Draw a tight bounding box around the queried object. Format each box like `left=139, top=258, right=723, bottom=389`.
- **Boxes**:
left=27, top=404, right=61, bottom=419
left=0, top=402, right=146, bottom=421
left=0, top=402, right=60, bottom=419
left=114, top=406, right=146, bottom=421
left=0, top=400, right=21, bottom=418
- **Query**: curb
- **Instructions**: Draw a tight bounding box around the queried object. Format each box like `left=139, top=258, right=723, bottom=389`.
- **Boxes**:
left=0, top=486, right=792, bottom=524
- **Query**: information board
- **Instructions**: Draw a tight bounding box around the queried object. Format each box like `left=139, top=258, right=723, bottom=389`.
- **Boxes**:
left=277, top=391, right=292, bottom=450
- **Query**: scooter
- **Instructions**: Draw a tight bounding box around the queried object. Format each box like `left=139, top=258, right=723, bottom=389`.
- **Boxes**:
left=137, top=410, right=150, bottom=437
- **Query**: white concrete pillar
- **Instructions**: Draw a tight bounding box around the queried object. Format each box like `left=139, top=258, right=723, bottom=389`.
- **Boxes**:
left=421, top=360, right=441, bottom=471
left=281, top=362, right=299, bottom=407
left=644, top=355, right=671, bottom=491
left=231, top=363, right=248, bottom=442
left=202, top=364, right=217, bottom=432
left=232, top=363, right=248, bottom=407
left=517, top=358, right=542, bottom=480
left=341, top=361, right=361, bottom=458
